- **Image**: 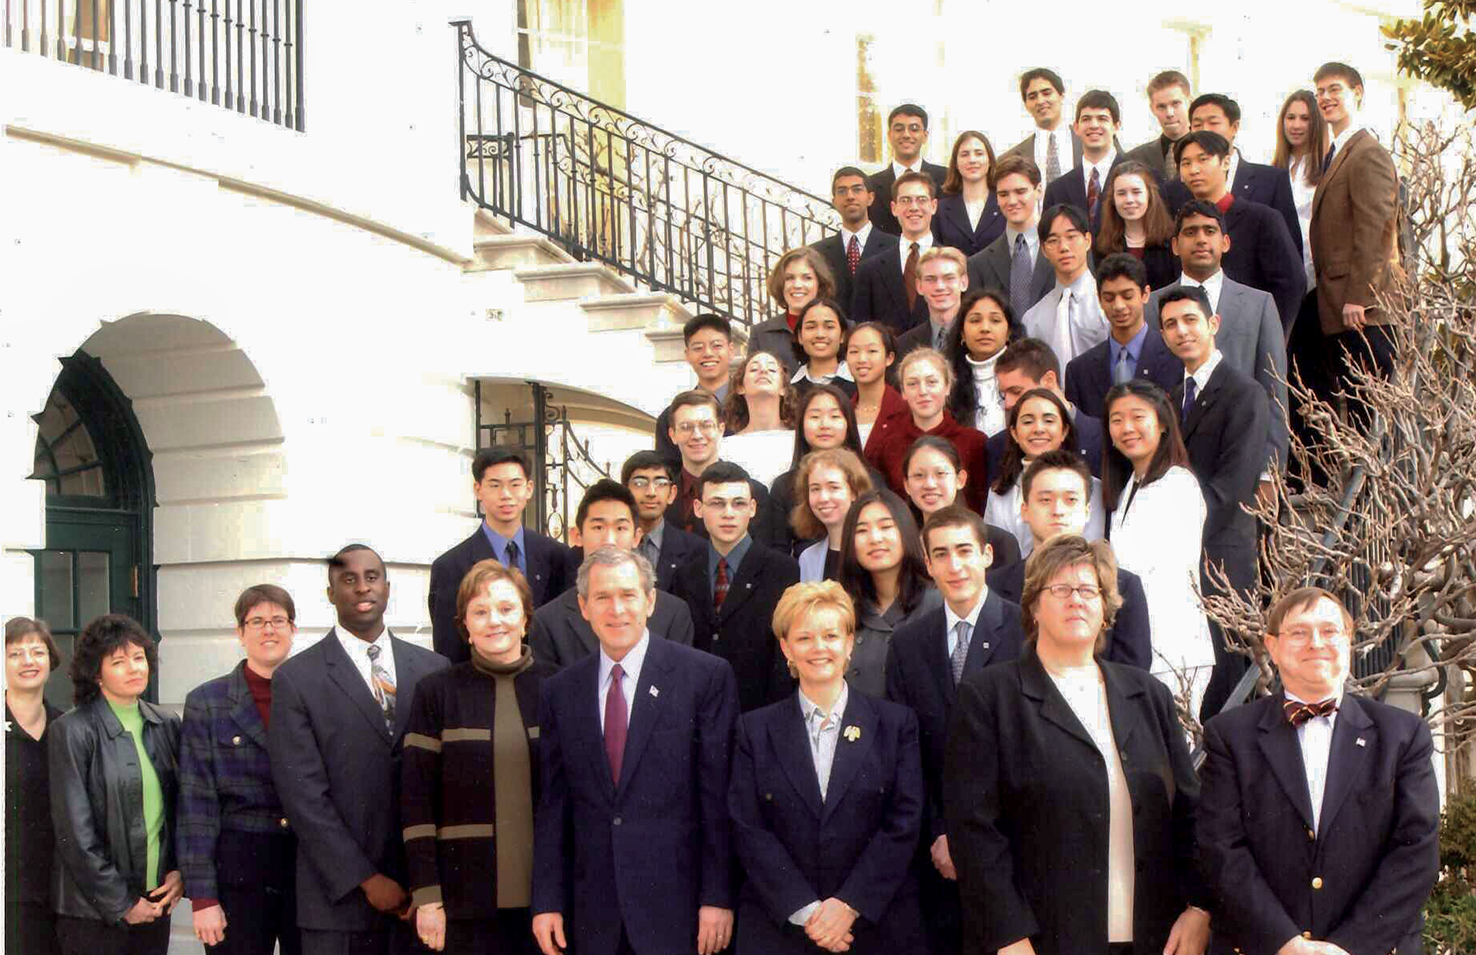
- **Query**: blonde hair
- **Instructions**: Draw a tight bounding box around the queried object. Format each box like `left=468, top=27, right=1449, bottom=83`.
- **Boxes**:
left=771, top=580, right=857, bottom=641
left=1020, top=535, right=1123, bottom=653
left=897, top=347, right=955, bottom=391
left=790, top=449, right=872, bottom=540
left=916, top=246, right=968, bottom=277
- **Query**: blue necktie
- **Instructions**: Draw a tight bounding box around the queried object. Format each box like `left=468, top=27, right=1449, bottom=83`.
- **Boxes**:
left=1113, top=347, right=1134, bottom=384
left=1182, top=377, right=1198, bottom=425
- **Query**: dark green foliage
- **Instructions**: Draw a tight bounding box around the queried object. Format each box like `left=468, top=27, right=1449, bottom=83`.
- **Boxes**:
left=1384, top=0, right=1476, bottom=111
left=1425, top=790, right=1476, bottom=954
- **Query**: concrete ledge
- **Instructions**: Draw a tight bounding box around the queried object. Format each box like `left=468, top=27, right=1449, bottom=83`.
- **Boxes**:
left=471, top=205, right=514, bottom=241
left=469, top=234, right=574, bottom=272
left=513, top=262, right=635, bottom=301
left=582, top=292, right=693, bottom=332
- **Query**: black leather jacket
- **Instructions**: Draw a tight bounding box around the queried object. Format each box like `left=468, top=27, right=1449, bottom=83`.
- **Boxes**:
left=48, top=696, right=181, bottom=923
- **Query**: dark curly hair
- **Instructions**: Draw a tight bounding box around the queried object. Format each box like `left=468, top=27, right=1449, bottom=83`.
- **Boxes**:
left=71, top=614, right=157, bottom=705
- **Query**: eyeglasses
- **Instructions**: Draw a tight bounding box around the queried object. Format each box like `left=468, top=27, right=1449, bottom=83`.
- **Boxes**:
left=894, top=195, right=933, bottom=208
left=1042, top=230, right=1086, bottom=249
left=675, top=421, right=718, bottom=436
left=1044, top=583, right=1100, bottom=601
left=1275, top=626, right=1348, bottom=647
left=244, top=616, right=292, bottom=632
left=629, top=477, right=673, bottom=491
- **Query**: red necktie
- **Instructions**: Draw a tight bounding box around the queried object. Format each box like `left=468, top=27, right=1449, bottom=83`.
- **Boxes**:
left=605, top=663, right=628, bottom=783
left=1087, top=167, right=1101, bottom=221
left=1284, top=697, right=1338, bottom=726
left=847, top=235, right=861, bottom=275
left=714, top=558, right=730, bottom=610
left=904, top=242, right=919, bottom=311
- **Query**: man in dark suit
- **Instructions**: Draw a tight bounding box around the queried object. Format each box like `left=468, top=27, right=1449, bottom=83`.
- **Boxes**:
left=429, top=447, right=570, bottom=663
left=622, top=450, right=705, bottom=592
left=851, top=171, right=938, bottom=333
left=1003, top=68, right=1082, bottom=187
left=811, top=166, right=899, bottom=311
left=532, top=546, right=739, bottom=955
left=1198, top=587, right=1439, bottom=955
left=1160, top=286, right=1269, bottom=721
left=866, top=104, right=948, bottom=236
left=1042, top=90, right=1125, bottom=230
left=986, top=450, right=1151, bottom=669
left=1163, top=93, right=1303, bottom=257
left=1123, top=70, right=1192, bottom=181
left=895, top=246, right=969, bottom=358
left=1065, top=253, right=1183, bottom=419
left=885, top=505, right=1024, bottom=955
left=270, top=545, right=449, bottom=955
left=965, top=155, right=1053, bottom=320
left=670, top=462, right=800, bottom=713
left=991, top=338, right=1106, bottom=477
left=530, top=480, right=694, bottom=668
left=1176, top=131, right=1306, bottom=330
left=663, top=391, right=780, bottom=548
left=654, top=314, right=733, bottom=467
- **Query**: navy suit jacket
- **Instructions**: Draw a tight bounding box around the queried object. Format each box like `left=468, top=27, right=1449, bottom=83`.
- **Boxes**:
left=866, top=162, right=948, bottom=236
left=984, top=560, right=1151, bottom=671
left=1167, top=155, right=1303, bottom=257
left=1198, top=692, right=1439, bottom=955
left=652, top=522, right=706, bottom=592
left=1041, top=154, right=1126, bottom=231
left=811, top=228, right=899, bottom=317
left=429, top=526, right=570, bottom=662
left=933, top=193, right=1005, bottom=258
left=884, top=592, right=1024, bottom=842
left=729, top=690, right=926, bottom=955
left=528, top=585, right=695, bottom=669
left=532, top=638, right=739, bottom=955
left=986, top=408, right=1104, bottom=479
left=850, top=246, right=931, bottom=334
left=966, top=231, right=1053, bottom=311
left=1064, top=326, right=1184, bottom=420
left=1166, top=195, right=1305, bottom=331
left=269, top=631, right=449, bottom=931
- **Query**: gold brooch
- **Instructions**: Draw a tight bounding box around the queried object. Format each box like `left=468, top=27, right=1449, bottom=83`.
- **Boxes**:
left=843, top=725, right=861, bottom=742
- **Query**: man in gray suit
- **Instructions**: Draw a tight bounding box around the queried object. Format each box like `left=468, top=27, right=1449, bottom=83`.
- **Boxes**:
left=965, top=155, right=1053, bottom=319
left=1146, top=203, right=1289, bottom=485
left=1002, top=68, right=1082, bottom=186
left=1123, top=70, right=1192, bottom=181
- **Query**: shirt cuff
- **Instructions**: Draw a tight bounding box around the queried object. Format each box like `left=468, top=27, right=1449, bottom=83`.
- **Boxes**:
left=1259, top=469, right=1272, bottom=483
left=790, top=901, right=822, bottom=926
left=191, top=898, right=220, bottom=912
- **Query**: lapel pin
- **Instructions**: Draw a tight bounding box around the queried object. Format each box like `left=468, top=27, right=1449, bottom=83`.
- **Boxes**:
left=843, top=725, right=861, bottom=742
left=649, top=686, right=660, bottom=698
left=981, top=642, right=990, bottom=650
left=1356, top=737, right=1366, bottom=747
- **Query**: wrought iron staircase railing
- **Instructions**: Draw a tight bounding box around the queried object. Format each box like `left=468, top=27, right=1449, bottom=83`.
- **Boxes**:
left=453, top=18, right=840, bottom=329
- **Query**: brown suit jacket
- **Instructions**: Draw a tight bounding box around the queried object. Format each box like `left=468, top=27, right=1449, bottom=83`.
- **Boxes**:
left=1310, top=128, right=1402, bottom=334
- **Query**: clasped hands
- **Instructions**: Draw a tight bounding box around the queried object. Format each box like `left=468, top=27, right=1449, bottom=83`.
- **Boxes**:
left=124, top=869, right=183, bottom=925
left=804, top=897, right=858, bottom=951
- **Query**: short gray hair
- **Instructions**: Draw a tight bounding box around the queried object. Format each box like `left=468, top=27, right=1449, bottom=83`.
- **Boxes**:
left=576, top=545, right=655, bottom=598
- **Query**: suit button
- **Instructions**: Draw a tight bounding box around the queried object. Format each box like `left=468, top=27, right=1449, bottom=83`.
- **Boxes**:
left=1311, top=877, right=1323, bottom=890
left=764, top=793, right=773, bottom=801
left=1307, top=827, right=1315, bottom=840
left=279, top=817, right=289, bottom=829
left=613, top=816, right=623, bottom=826
left=1302, top=931, right=1312, bottom=940
left=232, top=735, right=242, bottom=746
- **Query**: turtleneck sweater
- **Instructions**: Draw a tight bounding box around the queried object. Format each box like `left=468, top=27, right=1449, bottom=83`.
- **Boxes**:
left=966, top=349, right=1006, bottom=436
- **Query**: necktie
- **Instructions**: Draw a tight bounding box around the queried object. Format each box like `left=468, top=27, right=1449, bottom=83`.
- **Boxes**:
left=847, top=235, right=861, bottom=276
left=1053, top=290, right=1075, bottom=366
left=1322, top=144, right=1335, bottom=174
left=714, top=557, right=730, bottom=610
left=504, top=538, right=521, bottom=573
left=604, top=663, right=628, bottom=782
left=1010, top=234, right=1031, bottom=319
left=1045, top=132, right=1062, bottom=184
left=934, top=323, right=947, bottom=352
left=1113, top=346, right=1134, bottom=384
left=1087, top=167, right=1101, bottom=221
left=1165, top=143, right=1178, bottom=180
left=904, top=242, right=920, bottom=311
left=1182, top=376, right=1198, bottom=426
left=1285, top=697, right=1338, bottom=726
left=950, top=620, right=972, bottom=684
left=365, top=644, right=396, bottom=729
left=640, top=536, right=659, bottom=570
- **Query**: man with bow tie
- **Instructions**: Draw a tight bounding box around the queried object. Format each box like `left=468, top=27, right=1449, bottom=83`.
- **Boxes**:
left=1197, top=587, right=1439, bottom=955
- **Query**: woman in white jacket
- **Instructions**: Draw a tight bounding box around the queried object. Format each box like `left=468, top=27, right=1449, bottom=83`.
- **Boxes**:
left=1102, top=379, right=1213, bottom=716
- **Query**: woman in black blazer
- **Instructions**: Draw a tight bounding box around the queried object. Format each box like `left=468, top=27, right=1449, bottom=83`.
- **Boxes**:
left=1095, top=161, right=1181, bottom=291
left=943, top=535, right=1210, bottom=955
left=401, top=560, right=554, bottom=954
left=933, top=131, right=1005, bottom=256
left=729, top=581, right=926, bottom=955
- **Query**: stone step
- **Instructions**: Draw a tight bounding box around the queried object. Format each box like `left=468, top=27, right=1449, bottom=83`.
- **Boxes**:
left=469, top=233, right=575, bottom=271
left=513, top=262, right=635, bottom=301
left=581, top=292, right=691, bottom=332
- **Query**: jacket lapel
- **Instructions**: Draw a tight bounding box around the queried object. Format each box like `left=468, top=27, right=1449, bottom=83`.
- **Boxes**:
left=821, top=690, right=877, bottom=821
left=1317, top=694, right=1374, bottom=834
left=961, top=592, right=1004, bottom=676
left=575, top=658, right=616, bottom=800
left=1312, top=130, right=1366, bottom=219
left=922, top=608, right=957, bottom=706
left=1019, top=651, right=1096, bottom=753
left=388, top=632, right=423, bottom=742
left=880, top=252, right=910, bottom=317
left=1101, top=664, right=1144, bottom=756
left=524, top=534, right=550, bottom=604
left=1182, top=363, right=1224, bottom=439
left=1256, top=693, right=1317, bottom=830
left=773, top=699, right=824, bottom=818
left=226, top=663, right=269, bottom=751
left=717, top=549, right=765, bottom=624
left=945, top=197, right=972, bottom=241
left=324, top=631, right=393, bottom=744
left=616, top=640, right=671, bottom=795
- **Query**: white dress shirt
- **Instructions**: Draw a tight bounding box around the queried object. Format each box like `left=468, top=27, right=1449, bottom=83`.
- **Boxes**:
left=334, top=625, right=396, bottom=697
left=892, top=159, right=923, bottom=180
left=1032, top=126, right=1074, bottom=176
left=1326, top=122, right=1367, bottom=167
left=840, top=221, right=874, bottom=254
left=1287, top=689, right=1343, bottom=833
left=944, top=594, right=988, bottom=660
left=791, top=362, right=855, bottom=387
left=898, top=232, right=935, bottom=272
left=598, top=629, right=651, bottom=732
left=1082, top=150, right=1119, bottom=197
left=1225, top=150, right=1242, bottom=194
left=1022, top=270, right=1108, bottom=368
left=1178, top=269, right=1226, bottom=314
left=1184, top=348, right=1224, bottom=399
left=787, top=681, right=852, bottom=926
left=1004, top=224, right=1040, bottom=263
left=1287, top=157, right=1316, bottom=287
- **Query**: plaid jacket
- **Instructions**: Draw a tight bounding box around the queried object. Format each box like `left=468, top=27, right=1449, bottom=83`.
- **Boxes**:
left=176, top=662, right=291, bottom=902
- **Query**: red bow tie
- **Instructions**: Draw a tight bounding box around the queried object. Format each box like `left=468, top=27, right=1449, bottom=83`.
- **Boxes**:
left=1284, top=697, right=1338, bottom=726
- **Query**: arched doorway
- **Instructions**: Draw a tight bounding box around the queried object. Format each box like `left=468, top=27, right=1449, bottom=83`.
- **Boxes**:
left=30, top=351, right=155, bottom=706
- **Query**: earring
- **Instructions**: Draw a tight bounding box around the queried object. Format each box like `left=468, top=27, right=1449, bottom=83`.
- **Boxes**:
left=787, top=659, right=798, bottom=678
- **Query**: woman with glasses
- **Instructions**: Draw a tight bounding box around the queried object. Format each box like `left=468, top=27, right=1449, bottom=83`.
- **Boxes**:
left=944, top=534, right=1210, bottom=955
left=177, top=585, right=301, bottom=955
left=6, top=617, right=65, bottom=955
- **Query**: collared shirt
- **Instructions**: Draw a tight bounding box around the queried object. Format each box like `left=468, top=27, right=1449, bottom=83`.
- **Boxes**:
left=708, top=534, right=753, bottom=596
left=1178, top=269, right=1226, bottom=313
left=791, top=362, right=856, bottom=386
left=1327, top=123, right=1366, bottom=166
left=1108, top=322, right=1149, bottom=378
left=897, top=232, right=935, bottom=272
left=641, top=519, right=667, bottom=561
left=1083, top=149, right=1118, bottom=196
left=943, top=593, right=988, bottom=660
left=1226, top=149, right=1241, bottom=194
left=891, top=159, right=922, bottom=180
left=840, top=221, right=874, bottom=252
left=1022, top=269, right=1107, bottom=366
left=598, top=629, right=651, bottom=733
left=1185, top=348, right=1224, bottom=396
left=334, top=624, right=397, bottom=698
left=927, top=318, right=953, bottom=351
left=1005, top=224, right=1040, bottom=263
left=1286, top=689, right=1343, bottom=833
left=1032, top=126, right=1074, bottom=176
left=798, top=680, right=849, bottom=801
left=482, top=522, right=528, bottom=577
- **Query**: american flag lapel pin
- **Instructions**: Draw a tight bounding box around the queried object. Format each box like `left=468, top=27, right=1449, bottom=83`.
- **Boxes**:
left=649, top=686, right=660, bottom=698
left=1356, top=737, right=1366, bottom=747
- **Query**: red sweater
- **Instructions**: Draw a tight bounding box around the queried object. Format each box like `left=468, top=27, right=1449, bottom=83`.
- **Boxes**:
left=866, top=409, right=990, bottom=511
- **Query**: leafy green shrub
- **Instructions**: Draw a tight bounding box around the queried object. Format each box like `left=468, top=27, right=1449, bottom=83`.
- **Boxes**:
left=1425, top=789, right=1476, bottom=954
